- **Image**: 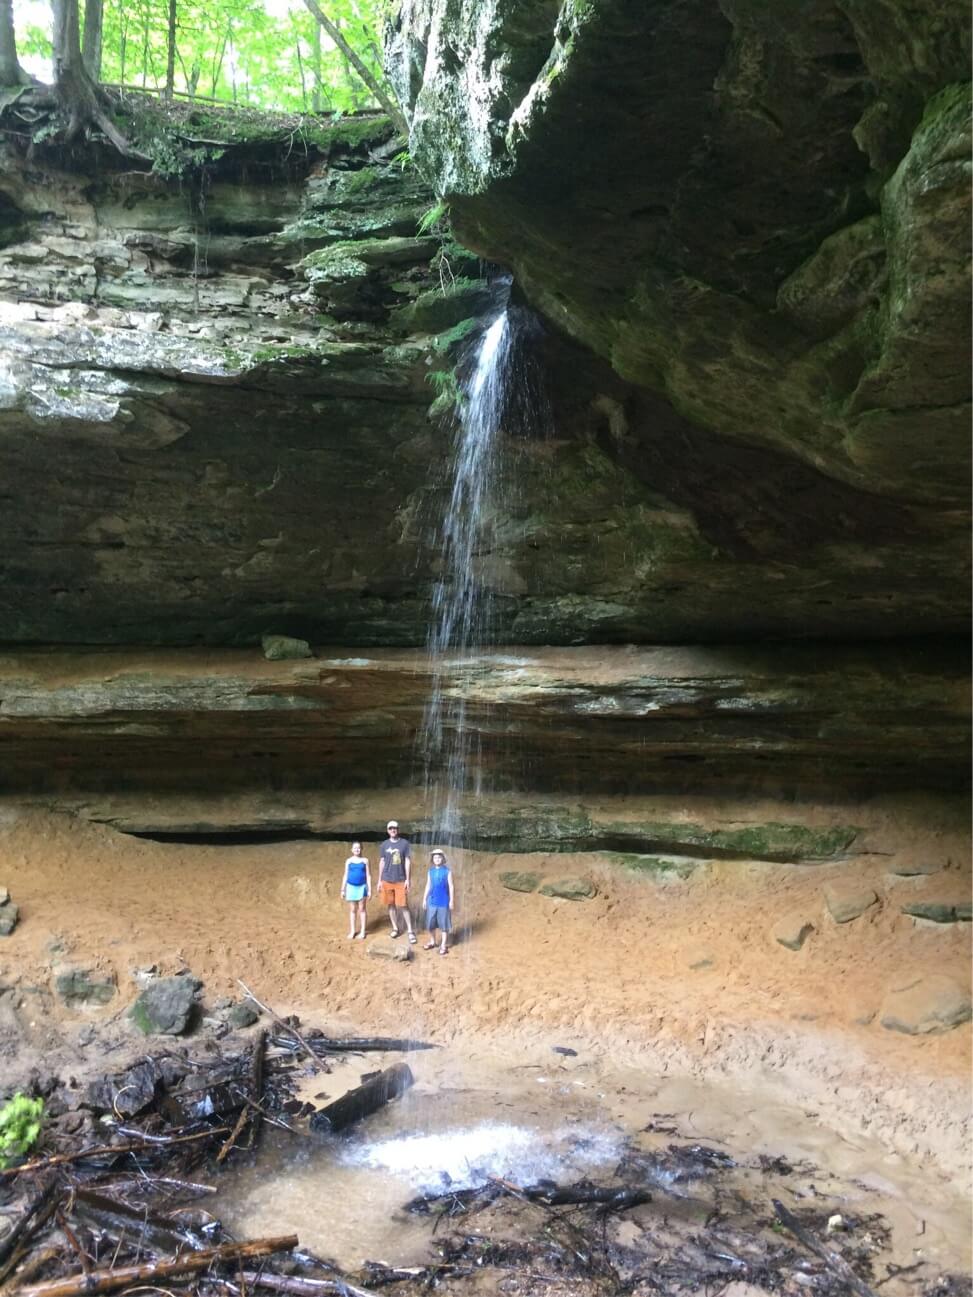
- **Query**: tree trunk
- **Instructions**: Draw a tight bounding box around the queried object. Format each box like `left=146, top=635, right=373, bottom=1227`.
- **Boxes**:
left=301, top=0, right=407, bottom=133
left=164, top=0, right=176, bottom=101
left=52, top=0, right=143, bottom=155
left=0, top=0, right=26, bottom=86
left=295, top=37, right=306, bottom=111
left=311, top=17, right=321, bottom=112
left=81, top=0, right=102, bottom=79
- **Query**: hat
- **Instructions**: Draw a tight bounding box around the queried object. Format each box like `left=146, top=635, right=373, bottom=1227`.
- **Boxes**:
left=387, top=820, right=399, bottom=829
left=431, top=848, right=446, bottom=861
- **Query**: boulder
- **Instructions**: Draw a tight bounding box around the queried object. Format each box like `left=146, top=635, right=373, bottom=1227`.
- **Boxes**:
left=55, top=967, right=116, bottom=1006
left=773, top=912, right=815, bottom=951
left=880, top=976, right=972, bottom=1035
left=824, top=883, right=879, bottom=924
left=366, top=936, right=412, bottom=962
left=499, top=870, right=542, bottom=893
left=131, top=974, right=200, bottom=1035
left=539, top=878, right=597, bottom=901
left=0, top=901, right=19, bottom=936
left=900, top=901, right=971, bottom=923
left=225, top=999, right=260, bottom=1029
left=261, top=634, right=312, bottom=661
left=0, top=887, right=8, bottom=905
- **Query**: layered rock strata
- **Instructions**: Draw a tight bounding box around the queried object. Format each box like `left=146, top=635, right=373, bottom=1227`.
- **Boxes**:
left=0, top=643, right=966, bottom=803
left=0, top=92, right=968, bottom=645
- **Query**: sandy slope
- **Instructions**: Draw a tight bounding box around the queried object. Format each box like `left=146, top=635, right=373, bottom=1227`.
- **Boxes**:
left=1, top=804, right=969, bottom=1187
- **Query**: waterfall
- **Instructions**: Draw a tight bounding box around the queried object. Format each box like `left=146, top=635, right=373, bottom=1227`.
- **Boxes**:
left=421, top=309, right=513, bottom=843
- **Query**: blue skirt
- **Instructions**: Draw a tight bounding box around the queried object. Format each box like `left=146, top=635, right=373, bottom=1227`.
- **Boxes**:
left=345, top=884, right=367, bottom=901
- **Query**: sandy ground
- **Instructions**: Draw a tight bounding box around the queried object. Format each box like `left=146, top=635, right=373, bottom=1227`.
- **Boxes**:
left=1, top=804, right=970, bottom=1191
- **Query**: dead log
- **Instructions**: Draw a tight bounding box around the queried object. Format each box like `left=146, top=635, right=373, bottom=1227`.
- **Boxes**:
left=309, top=1064, right=414, bottom=1135
left=217, top=1030, right=267, bottom=1164
left=293, top=1037, right=437, bottom=1055
left=14, top=1233, right=298, bottom=1297
left=773, top=1199, right=878, bottom=1297
left=525, top=1182, right=651, bottom=1209
left=0, top=1182, right=58, bottom=1283
left=237, top=1269, right=381, bottom=1297
left=0, top=1127, right=231, bottom=1180
left=71, top=1187, right=206, bottom=1253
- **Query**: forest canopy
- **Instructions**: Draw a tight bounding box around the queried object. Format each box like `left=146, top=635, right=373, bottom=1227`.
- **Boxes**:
left=7, top=0, right=396, bottom=116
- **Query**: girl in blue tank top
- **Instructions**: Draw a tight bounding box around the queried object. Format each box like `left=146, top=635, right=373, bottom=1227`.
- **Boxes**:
left=422, top=849, right=454, bottom=956
left=341, top=841, right=371, bottom=940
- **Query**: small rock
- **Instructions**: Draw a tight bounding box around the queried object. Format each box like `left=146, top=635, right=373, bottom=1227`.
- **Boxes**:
left=0, top=887, right=8, bottom=905
left=225, top=1000, right=260, bottom=1029
left=773, top=911, right=815, bottom=951
left=0, top=903, right=19, bottom=937
left=824, top=883, right=879, bottom=924
left=552, top=1045, right=577, bottom=1057
left=539, top=878, right=597, bottom=901
left=499, top=870, right=542, bottom=893
left=131, top=964, right=158, bottom=987
left=367, top=936, right=412, bottom=962
left=55, top=967, right=116, bottom=1006
left=826, top=1214, right=845, bottom=1233
left=688, top=953, right=716, bottom=971
left=901, top=902, right=970, bottom=923
left=212, top=996, right=233, bottom=1010
left=261, top=633, right=312, bottom=661
left=131, top=974, right=201, bottom=1035
left=880, top=975, right=972, bottom=1035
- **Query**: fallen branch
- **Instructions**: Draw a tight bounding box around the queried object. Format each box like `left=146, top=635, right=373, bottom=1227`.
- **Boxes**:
left=238, top=1269, right=381, bottom=1297
left=237, top=982, right=328, bottom=1077
left=0, top=1183, right=58, bottom=1283
left=0, top=1127, right=231, bottom=1180
left=15, top=1234, right=299, bottom=1297
left=217, top=1030, right=267, bottom=1164
left=773, top=1199, right=878, bottom=1297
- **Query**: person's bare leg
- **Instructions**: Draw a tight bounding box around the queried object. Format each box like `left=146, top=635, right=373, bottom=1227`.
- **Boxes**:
left=388, top=901, right=399, bottom=936
left=402, top=903, right=416, bottom=941
left=347, top=904, right=356, bottom=939
left=439, top=928, right=448, bottom=955
left=357, top=903, right=367, bottom=939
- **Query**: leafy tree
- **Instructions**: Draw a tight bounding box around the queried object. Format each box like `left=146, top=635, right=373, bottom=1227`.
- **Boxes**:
left=12, top=0, right=405, bottom=120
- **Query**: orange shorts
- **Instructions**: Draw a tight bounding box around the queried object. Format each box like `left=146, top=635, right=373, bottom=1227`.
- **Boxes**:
left=379, top=881, right=408, bottom=907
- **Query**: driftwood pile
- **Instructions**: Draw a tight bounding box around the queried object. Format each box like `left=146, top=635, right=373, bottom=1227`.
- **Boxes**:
left=0, top=999, right=967, bottom=1297
left=0, top=997, right=433, bottom=1297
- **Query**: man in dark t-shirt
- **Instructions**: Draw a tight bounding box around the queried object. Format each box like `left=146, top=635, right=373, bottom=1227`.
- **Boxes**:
left=378, top=819, right=415, bottom=943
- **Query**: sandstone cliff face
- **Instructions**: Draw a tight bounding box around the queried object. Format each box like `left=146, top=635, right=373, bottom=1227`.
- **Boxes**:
left=0, top=75, right=968, bottom=646
left=388, top=0, right=971, bottom=635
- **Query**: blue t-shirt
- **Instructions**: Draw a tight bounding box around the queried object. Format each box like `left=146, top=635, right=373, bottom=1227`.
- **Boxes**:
left=427, top=865, right=451, bottom=908
left=346, top=857, right=367, bottom=887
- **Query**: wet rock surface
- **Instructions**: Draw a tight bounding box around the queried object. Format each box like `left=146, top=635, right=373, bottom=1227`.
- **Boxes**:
left=131, top=974, right=201, bottom=1035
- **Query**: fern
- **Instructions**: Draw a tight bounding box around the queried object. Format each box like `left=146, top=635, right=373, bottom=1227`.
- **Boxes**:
left=0, top=1094, right=43, bottom=1168
left=417, top=200, right=449, bottom=235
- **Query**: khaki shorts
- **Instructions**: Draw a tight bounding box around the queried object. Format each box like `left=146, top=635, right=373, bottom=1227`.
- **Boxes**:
left=380, top=880, right=408, bottom=907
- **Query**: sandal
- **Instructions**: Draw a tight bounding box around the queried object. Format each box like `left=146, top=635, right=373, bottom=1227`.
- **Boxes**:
left=390, top=927, right=400, bottom=938
left=439, top=947, right=449, bottom=956
left=408, top=932, right=417, bottom=944
left=423, top=941, right=436, bottom=950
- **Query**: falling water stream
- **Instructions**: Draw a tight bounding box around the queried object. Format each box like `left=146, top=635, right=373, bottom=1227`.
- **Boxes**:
left=420, top=307, right=513, bottom=844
